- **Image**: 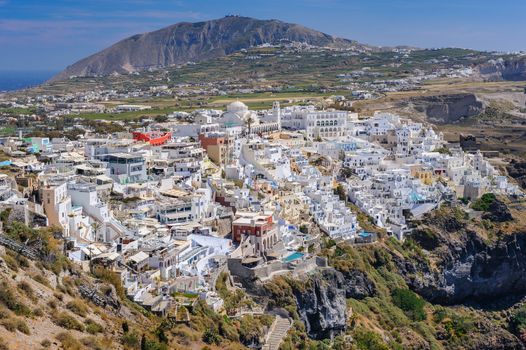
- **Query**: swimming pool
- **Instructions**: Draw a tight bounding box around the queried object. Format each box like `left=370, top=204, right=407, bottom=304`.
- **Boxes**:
left=359, top=231, right=372, bottom=238
left=283, top=252, right=305, bottom=263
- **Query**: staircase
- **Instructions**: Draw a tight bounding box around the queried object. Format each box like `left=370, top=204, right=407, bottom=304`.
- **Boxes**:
left=263, top=315, right=291, bottom=350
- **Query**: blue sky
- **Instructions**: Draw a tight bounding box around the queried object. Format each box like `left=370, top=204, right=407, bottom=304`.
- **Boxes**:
left=1, top=0, right=525, bottom=71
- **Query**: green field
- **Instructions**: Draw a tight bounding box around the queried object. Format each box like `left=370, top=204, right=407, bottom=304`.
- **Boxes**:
left=0, top=107, right=36, bottom=115
left=14, top=46, right=499, bottom=100
left=66, top=90, right=347, bottom=120
left=70, top=107, right=180, bottom=121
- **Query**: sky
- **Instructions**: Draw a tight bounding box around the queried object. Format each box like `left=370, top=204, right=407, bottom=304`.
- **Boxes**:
left=1, top=0, right=525, bottom=71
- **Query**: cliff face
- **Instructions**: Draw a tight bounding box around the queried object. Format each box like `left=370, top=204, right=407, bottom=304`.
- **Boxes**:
left=293, top=269, right=348, bottom=340
left=507, top=160, right=526, bottom=190
left=412, top=93, right=485, bottom=123
left=260, top=267, right=376, bottom=340
left=477, top=57, right=526, bottom=81
left=339, top=268, right=376, bottom=299
left=398, top=207, right=526, bottom=305
left=51, top=16, right=362, bottom=81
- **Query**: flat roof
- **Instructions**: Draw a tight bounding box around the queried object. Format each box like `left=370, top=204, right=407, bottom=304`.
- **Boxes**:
left=107, top=152, right=143, bottom=159
left=129, top=251, right=149, bottom=263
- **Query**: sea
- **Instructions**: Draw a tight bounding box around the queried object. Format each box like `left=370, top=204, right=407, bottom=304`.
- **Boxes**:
left=0, top=70, right=58, bottom=92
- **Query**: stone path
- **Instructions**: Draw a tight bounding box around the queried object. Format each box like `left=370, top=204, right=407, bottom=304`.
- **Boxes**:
left=263, top=315, right=291, bottom=350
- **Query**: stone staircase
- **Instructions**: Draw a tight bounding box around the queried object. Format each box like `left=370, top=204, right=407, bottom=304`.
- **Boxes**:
left=263, top=315, right=291, bottom=350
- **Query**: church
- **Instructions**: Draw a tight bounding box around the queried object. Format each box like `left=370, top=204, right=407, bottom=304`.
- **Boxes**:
left=217, top=101, right=282, bottom=135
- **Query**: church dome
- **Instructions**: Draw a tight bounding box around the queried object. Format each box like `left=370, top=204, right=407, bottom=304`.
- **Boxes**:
left=227, top=101, right=248, bottom=113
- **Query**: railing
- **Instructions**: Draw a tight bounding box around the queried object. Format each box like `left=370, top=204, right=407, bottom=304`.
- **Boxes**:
left=0, top=234, right=40, bottom=260
left=78, top=285, right=120, bottom=310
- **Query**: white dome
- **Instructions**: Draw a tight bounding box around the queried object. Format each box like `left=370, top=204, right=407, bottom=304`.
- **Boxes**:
left=227, top=101, right=248, bottom=113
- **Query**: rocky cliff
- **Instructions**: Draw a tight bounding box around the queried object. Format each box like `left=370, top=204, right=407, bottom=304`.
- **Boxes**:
left=398, top=205, right=526, bottom=305
left=477, top=57, right=526, bottom=81
left=292, top=269, right=348, bottom=340
left=261, top=267, right=376, bottom=340
left=261, top=203, right=526, bottom=348
left=412, top=93, right=485, bottom=123
left=51, top=16, right=364, bottom=81
left=507, top=160, right=526, bottom=189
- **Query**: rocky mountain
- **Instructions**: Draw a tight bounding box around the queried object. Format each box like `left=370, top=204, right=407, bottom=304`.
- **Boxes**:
left=51, top=16, right=366, bottom=82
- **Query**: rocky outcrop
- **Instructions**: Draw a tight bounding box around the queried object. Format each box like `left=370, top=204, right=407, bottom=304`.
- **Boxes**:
left=477, top=57, right=526, bottom=81
left=289, top=267, right=377, bottom=339
left=507, top=160, right=526, bottom=189
left=339, top=268, right=376, bottom=299
left=453, top=317, right=525, bottom=350
left=399, top=213, right=526, bottom=305
left=412, top=94, right=485, bottom=123
left=292, top=268, right=348, bottom=340
left=258, top=265, right=375, bottom=340
left=482, top=199, right=513, bottom=222
left=51, top=16, right=364, bottom=81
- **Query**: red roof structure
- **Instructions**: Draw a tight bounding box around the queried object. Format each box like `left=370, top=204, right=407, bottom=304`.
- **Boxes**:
left=132, top=131, right=172, bottom=146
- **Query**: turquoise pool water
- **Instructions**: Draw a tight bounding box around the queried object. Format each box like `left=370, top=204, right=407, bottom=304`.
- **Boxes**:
left=284, top=252, right=305, bottom=263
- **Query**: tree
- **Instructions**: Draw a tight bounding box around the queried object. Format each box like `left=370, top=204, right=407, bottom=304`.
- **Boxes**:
left=202, top=328, right=221, bottom=345
left=245, top=116, right=254, bottom=139
left=154, top=115, right=168, bottom=123
left=339, top=167, right=354, bottom=179
left=334, top=184, right=346, bottom=201
left=91, top=222, right=101, bottom=241
left=122, top=321, right=129, bottom=333
left=141, top=334, right=147, bottom=350
left=339, top=150, right=346, bottom=161
left=155, top=325, right=168, bottom=344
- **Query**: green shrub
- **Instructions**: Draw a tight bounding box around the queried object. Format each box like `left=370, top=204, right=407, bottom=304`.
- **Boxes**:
left=0, top=306, right=9, bottom=319
left=47, top=300, right=57, bottom=310
left=511, top=307, right=526, bottom=333
left=53, top=312, right=84, bottom=331
left=391, top=288, right=426, bottom=321
left=471, top=193, right=496, bottom=211
left=66, top=299, right=89, bottom=317
left=1, top=317, right=30, bottom=334
left=442, top=314, right=475, bottom=339
left=92, top=267, right=125, bottom=299
left=32, top=274, right=50, bottom=288
left=56, top=332, right=82, bottom=350
left=85, top=318, right=104, bottom=334
left=81, top=336, right=107, bottom=350
left=2, top=254, right=18, bottom=272
left=435, top=147, right=452, bottom=156
left=17, top=281, right=35, bottom=301
left=121, top=331, right=140, bottom=349
left=202, top=328, right=221, bottom=345
left=33, top=308, right=44, bottom=317
left=238, top=315, right=272, bottom=345
left=1, top=318, right=16, bottom=332
left=15, top=318, right=30, bottom=334
left=141, top=338, right=168, bottom=350
left=353, top=327, right=390, bottom=350
left=0, top=282, right=31, bottom=316
left=17, top=255, right=29, bottom=268
left=41, top=339, right=52, bottom=348
left=54, top=292, right=64, bottom=301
